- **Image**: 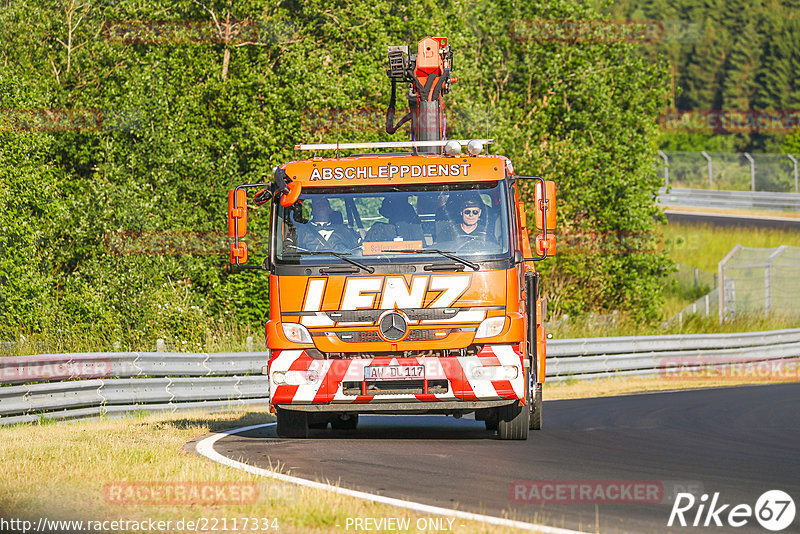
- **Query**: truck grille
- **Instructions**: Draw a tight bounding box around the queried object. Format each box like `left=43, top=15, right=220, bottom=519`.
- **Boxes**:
left=334, top=329, right=449, bottom=343
left=341, top=380, right=448, bottom=396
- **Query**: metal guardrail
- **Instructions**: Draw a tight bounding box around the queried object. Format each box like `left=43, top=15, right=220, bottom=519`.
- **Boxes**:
left=0, top=351, right=268, bottom=384
left=2, top=329, right=799, bottom=424
left=657, top=187, right=800, bottom=211
left=546, top=328, right=800, bottom=356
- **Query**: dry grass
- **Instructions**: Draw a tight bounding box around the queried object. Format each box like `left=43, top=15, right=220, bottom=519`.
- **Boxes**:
left=0, top=410, right=526, bottom=534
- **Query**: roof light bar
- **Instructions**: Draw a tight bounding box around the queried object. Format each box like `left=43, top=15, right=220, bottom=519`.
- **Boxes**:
left=294, top=139, right=494, bottom=151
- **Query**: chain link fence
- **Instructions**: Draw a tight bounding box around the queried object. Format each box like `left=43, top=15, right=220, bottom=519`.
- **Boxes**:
left=720, top=245, right=800, bottom=322
left=664, top=248, right=800, bottom=325
left=656, top=151, right=800, bottom=192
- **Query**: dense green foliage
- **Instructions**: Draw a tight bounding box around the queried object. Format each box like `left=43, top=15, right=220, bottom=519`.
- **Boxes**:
left=0, top=0, right=671, bottom=346
left=602, top=0, right=800, bottom=152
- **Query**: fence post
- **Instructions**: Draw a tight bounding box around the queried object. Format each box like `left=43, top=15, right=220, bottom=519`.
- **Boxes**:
left=719, top=244, right=743, bottom=325
left=701, top=151, right=712, bottom=188
left=788, top=154, right=798, bottom=193
left=658, top=150, right=669, bottom=187
left=764, top=246, right=788, bottom=318
left=743, top=152, right=755, bottom=191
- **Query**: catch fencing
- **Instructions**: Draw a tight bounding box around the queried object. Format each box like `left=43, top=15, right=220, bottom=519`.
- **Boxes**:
left=3, top=328, right=800, bottom=424
left=656, top=151, right=800, bottom=193
left=664, top=247, right=800, bottom=326
left=657, top=187, right=800, bottom=211
left=719, top=245, right=800, bottom=322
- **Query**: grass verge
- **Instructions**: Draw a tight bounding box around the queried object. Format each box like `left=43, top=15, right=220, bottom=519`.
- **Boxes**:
left=0, top=410, right=527, bottom=534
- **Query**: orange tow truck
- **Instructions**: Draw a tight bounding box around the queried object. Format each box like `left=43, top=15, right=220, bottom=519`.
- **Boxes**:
left=228, top=37, right=556, bottom=439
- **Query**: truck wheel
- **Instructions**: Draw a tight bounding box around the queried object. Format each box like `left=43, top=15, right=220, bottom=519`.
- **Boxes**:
left=484, top=408, right=499, bottom=431
left=497, top=401, right=530, bottom=440
left=276, top=408, right=308, bottom=438
left=331, top=413, right=358, bottom=430
left=530, top=387, right=543, bottom=430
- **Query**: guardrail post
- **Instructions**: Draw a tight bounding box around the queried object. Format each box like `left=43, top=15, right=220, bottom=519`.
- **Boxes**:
left=701, top=151, right=712, bottom=188
left=743, top=152, right=755, bottom=191
left=246, top=336, right=254, bottom=352
left=788, top=154, right=798, bottom=193
left=719, top=244, right=743, bottom=325
left=658, top=150, right=669, bottom=187
left=156, top=339, right=165, bottom=352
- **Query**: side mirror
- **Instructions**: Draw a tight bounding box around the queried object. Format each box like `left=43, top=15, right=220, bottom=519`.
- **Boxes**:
left=535, top=234, right=556, bottom=257
left=230, top=242, right=248, bottom=264
left=534, top=180, right=556, bottom=231
left=228, top=189, right=247, bottom=265
left=228, top=189, right=247, bottom=238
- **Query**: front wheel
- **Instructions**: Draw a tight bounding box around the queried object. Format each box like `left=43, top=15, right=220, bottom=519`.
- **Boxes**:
left=497, top=401, right=530, bottom=440
left=276, top=408, right=308, bottom=438
left=530, top=386, right=543, bottom=430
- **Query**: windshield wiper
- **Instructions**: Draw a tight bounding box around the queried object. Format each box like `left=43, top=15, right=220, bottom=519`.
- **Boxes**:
left=297, top=250, right=375, bottom=273
left=382, top=248, right=480, bottom=271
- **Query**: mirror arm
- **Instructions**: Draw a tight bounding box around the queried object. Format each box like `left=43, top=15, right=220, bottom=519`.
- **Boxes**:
left=274, top=167, right=291, bottom=195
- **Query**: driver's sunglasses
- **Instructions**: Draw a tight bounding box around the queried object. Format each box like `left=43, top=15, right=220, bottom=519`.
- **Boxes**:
left=462, top=208, right=481, bottom=216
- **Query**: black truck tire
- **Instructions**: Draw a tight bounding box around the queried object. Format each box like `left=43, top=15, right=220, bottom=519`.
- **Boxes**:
left=530, top=388, right=543, bottom=430
left=497, top=401, right=530, bottom=440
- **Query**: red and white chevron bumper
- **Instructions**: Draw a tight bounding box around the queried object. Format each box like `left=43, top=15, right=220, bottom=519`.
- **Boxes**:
left=268, top=344, right=525, bottom=406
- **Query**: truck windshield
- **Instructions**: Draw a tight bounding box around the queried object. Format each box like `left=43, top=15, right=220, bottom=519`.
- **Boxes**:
left=275, top=181, right=511, bottom=265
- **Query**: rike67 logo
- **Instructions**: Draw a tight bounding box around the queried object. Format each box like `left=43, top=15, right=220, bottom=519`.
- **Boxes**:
left=668, top=490, right=796, bottom=531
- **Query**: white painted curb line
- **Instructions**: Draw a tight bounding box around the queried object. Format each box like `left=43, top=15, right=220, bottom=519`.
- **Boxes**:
left=195, top=422, right=589, bottom=534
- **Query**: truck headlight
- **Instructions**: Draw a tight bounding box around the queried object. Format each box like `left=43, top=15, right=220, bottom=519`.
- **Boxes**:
left=282, top=323, right=313, bottom=343
left=475, top=316, right=506, bottom=339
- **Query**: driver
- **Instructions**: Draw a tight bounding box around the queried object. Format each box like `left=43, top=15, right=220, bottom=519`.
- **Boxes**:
left=454, top=198, right=488, bottom=242
left=296, top=198, right=359, bottom=251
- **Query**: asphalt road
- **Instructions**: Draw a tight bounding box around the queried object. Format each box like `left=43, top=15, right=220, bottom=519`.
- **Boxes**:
left=212, top=384, right=800, bottom=533
left=664, top=210, right=800, bottom=230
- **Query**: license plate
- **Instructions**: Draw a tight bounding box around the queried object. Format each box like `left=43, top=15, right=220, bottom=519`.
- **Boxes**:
left=364, top=365, right=424, bottom=381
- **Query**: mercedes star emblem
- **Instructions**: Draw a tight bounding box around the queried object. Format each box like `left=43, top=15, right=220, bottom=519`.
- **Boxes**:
left=378, top=311, right=408, bottom=341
